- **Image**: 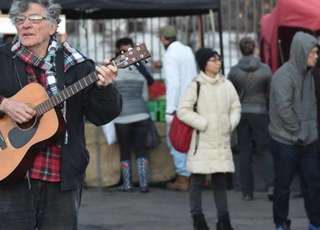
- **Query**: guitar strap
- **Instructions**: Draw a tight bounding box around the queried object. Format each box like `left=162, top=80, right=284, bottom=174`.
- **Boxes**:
left=55, top=48, right=65, bottom=91
left=13, top=57, right=29, bottom=88
left=55, top=48, right=69, bottom=144
left=193, top=81, right=200, bottom=155
left=13, top=49, right=65, bottom=91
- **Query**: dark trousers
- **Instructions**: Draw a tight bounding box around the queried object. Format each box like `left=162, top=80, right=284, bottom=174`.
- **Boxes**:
left=0, top=179, right=81, bottom=230
left=270, top=139, right=320, bottom=227
left=189, top=173, right=229, bottom=218
left=115, top=119, right=149, bottom=161
left=237, top=113, right=274, bottom=195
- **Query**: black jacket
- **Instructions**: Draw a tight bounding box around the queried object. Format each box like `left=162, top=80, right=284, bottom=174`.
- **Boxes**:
left=0, top=44, right=122, bottom=190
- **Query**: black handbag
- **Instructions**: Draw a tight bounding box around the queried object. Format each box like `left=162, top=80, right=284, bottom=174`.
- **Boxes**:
left=145, top=119, right=160, bottom=149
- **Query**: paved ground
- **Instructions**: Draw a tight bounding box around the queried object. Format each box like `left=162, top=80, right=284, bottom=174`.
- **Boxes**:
left=78, top=187, right=308, bottom=230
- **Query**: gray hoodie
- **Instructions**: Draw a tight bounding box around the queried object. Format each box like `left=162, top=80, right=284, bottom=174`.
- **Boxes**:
left=269, top=32, right=318, bottom=145
left=228, top=55, right=272, bottom=114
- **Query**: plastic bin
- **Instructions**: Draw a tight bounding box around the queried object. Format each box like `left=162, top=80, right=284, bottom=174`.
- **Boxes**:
left=158, top=99, right=166, bottom=122
left=147, top=100, right=158, bottom=121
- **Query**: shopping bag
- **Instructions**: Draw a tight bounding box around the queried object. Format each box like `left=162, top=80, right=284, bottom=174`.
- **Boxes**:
left=168, top=81, right=200, bottom=153
left=169, top=114, right=193, bottom=152
left=101, top=120, right=117, bottom=145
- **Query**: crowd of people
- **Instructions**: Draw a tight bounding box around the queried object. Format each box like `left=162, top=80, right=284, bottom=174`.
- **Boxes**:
left=0, top=1, right=320, bottom=230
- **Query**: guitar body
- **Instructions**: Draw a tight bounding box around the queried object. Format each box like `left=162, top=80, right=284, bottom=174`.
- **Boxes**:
left=0, top=83, right=58, bottom=182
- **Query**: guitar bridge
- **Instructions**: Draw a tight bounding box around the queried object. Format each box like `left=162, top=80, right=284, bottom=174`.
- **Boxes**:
left=0, top=131, right=7, bottom=150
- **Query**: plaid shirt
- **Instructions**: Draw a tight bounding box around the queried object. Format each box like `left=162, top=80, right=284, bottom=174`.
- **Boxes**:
left=25, top=65, right=65, bottom=182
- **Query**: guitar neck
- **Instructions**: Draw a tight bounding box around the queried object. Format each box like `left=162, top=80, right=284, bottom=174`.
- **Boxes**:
left=35, top=71, right=99, bottom=116
left=33, top=43, right=150, bottom=116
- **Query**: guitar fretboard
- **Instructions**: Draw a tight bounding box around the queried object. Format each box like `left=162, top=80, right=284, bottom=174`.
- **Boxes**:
left=35, top=71, right=99, bottom=116
left=32, top=43, right=150, bottom=116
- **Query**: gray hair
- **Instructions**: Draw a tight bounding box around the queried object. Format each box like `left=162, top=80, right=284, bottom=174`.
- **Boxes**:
left=9, top=0, right=61, bottom=24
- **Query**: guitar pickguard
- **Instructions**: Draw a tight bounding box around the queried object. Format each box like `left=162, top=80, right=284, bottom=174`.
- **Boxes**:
left=8, top=120, right=39, bottom=148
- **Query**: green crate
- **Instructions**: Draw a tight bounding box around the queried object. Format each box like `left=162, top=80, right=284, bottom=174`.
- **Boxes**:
left=147, top=101, right=158, bottom=121
left=158, top=99, right=166, bottom=122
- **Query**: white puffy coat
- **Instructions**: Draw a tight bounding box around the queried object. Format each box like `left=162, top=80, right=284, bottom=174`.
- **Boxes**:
left=177, top=72, right=241, bottom=174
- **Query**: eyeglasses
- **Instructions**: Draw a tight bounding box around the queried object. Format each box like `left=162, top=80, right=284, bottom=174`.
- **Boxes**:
left=208, top=57, right=221, bottom=63
left=310, top=49, right=319, bottom=56
left=14, top=14, right=48, bottom=25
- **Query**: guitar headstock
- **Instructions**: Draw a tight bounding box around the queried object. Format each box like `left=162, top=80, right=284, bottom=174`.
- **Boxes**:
left=113, top=43, right=151, bottom=69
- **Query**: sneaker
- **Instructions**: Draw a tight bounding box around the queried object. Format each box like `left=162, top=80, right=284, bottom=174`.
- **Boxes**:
left=276, top=226, right=290, bottom=230
left=242, top=194, right=253, bottom=201
left=275, top=220, right=291, bottom=230
left=118, top=185, right=134, bottom=192
left=309, top=224, right=320, bottom=230
left=139, top=186, right=149, bottom=193
left=292, top=191, right=303, bottom=198
left=267, top=186, right=274, bottom=201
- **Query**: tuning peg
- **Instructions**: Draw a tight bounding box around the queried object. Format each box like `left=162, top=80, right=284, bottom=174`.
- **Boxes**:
left=144, top=60, right=148, bottom=64
left=136, top=62, right=140, bottom=67
left=129, top=67, right=132, bottom=71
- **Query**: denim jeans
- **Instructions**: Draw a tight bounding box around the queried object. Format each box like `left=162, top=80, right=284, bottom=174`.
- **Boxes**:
left=270, top=139, right=320, bottom=227
left=0, top=179, right=81, bottom=230
left=166, top=123, right=191, bottom=177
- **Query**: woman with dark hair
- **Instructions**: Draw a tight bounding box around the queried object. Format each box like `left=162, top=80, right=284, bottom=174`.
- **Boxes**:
left=113, top=37, right=154, bottom=193
left=177, top=48, right=241, bottom=230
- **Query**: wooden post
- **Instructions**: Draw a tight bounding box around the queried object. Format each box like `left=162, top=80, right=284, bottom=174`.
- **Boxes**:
left=198, top=15, right=205, bottom=48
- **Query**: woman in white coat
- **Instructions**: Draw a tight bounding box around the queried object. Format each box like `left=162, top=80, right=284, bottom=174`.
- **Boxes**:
left=177, top=48, right=241, bottom=230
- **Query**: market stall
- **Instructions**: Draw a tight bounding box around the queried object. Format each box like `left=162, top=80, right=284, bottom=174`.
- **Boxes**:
left=260, top=0, right=320, bottom=72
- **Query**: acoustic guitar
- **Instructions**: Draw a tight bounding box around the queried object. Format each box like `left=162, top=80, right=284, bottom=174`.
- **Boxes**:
left=0, top=43, right=151, bottom=182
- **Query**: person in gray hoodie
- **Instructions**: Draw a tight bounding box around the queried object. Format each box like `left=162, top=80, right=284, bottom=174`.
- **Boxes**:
left=228, top=37, right=274, bottom=201
left=269, top=32, right=320, bottom=230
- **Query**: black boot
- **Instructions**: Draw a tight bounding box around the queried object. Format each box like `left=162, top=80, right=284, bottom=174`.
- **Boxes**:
left=192, top=213, right=210, bottom=230
left=216, top=213, right=234, bottom=230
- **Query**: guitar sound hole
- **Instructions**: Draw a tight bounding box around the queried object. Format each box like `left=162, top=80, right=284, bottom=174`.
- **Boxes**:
left=17, top=117, right=38, bottom=130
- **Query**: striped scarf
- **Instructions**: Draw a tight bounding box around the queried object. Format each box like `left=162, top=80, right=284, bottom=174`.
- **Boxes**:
left=11, top=36, right=86, bottom=96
